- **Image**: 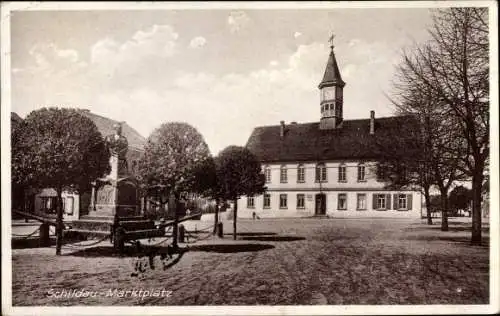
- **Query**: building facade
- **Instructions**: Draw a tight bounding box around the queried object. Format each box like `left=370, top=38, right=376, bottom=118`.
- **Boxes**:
left=237, top=41, right=423, bottom=219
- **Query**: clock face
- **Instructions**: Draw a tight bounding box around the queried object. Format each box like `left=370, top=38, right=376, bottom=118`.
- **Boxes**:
left=325, top=89, right=335, bottom=99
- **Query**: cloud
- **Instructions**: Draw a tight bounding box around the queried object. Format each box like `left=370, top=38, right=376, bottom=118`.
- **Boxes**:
left=189, top=36, right=207, bottom=49
left=227, top=11, right=250, bottom=33
left=294, top=31, right=302, bottom=38
left=29, top=44, right=81, bottom=70
left=13, top=35, right=399, bottom=155
left=90, top=24, right=179, bottom=72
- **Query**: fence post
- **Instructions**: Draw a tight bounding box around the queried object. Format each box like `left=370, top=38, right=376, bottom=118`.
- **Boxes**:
left=178, top=224, right=185, bottom=243
left=216, top=222, right=223, bottom=238
left=39, top=223, right=50, bottom=247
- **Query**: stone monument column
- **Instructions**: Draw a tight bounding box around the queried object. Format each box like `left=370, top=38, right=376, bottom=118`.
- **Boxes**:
left=89, top=122, right=139, bottom=218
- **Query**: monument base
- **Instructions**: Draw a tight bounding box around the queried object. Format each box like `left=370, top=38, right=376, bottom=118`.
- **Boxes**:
left=89, top=177, right=141, bottom=220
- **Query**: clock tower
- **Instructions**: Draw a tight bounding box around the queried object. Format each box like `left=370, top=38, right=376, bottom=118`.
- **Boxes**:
left=318, top=36, right=345, bottom=130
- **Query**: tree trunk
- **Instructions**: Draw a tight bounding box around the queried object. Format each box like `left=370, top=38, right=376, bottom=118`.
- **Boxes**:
left=170, top=193, right=179, bottom=249
left=233, top=198, right=237, bottom=240
left=424, top=186, right=433, bottom=225
left=55, top=188, right=64, bottom=255
left=471, top=172, right=483, bottom=245
left=213, top=199, right=219, bottom=235
left=440, top=189, right=449, bottom=231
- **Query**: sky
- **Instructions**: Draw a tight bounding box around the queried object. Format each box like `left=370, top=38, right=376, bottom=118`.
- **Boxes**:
left=9, top=4, right=435, bottom=155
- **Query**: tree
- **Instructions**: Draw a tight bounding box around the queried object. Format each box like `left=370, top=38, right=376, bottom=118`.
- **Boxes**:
left=215, top=146, right=266, bottom=240
left=137, top=122, right=212, bottom=247
left=449, top=185, right=472, bottom=214
left=12, top=107, right=111, bottom=255
left=372, top=114, right=435, bottom=224
left=191, top=157, right=224, bottom=234
left=390, top=8, right=488, bottom=242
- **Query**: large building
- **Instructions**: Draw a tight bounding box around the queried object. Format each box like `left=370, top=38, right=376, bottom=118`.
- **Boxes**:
left=237, top=42, right=424, bottom=219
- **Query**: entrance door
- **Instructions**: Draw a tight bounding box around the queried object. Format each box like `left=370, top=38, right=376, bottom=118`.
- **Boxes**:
left=315, top=193, right=326, bottom=215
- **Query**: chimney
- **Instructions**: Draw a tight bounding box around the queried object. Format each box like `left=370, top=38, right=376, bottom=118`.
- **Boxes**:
left=369, top=110, right=375, bottom=135
left=291, top=121, right=297, bottom=125
left=280, top=120, right=285, bottom=137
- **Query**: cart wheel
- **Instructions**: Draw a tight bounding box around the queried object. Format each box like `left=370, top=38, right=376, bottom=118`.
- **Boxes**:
left=113, top=228, right=125, bottom=253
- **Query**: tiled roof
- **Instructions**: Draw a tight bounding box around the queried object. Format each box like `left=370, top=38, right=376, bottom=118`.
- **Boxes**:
left=79, top=110, right=146, bottom=150
left=245, top=115, right=419, bottom=163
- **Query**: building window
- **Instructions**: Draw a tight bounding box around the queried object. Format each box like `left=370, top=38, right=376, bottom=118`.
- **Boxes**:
left=64, top=196, right=74, bottom=215
left=247, top=196, right=255, bottom=208
left=338, top=164, right=346, bottom=182
left=338, top=193, right=347, bottom=210
left=394, top=194, right=412, bottom=210
left=297, top=194, right=305, bottom=209
left=279, top=194, right=288, bottom=209
left=377, top=194, right=386, bottom=209
left=297, top=164, right=305, bottom=183
left=357, top=194, right=366, bottom=210
left=263, top=194, right=271, bottom=209
left=373, top=194, right=391, bottom=210
left=357, top=163, right=366, bottom=182
left=264, top=165, right=271, bottom=183
left=40, top=196, right=57, bottom=214
left=280, top=165, right=288, bottom=183
left=315, top=163, right=327, bottom=182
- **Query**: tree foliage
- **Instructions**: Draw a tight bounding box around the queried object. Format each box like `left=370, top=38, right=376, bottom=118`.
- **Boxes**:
left=449, top=185, right=472, bottom=211
left=12, top=107, right=111, bottom=192
left=12, top=107, right=111, bottom=255
left=215, top=146, right=266, bottom=240
left=215, top=146, right=266, bottom=200
left=137, top=122, right=213, bottom=200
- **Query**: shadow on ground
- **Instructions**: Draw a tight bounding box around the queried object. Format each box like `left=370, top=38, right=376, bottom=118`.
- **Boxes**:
left=223, top=232, right=277, bottom=237
left=405, top=235, right=490, bottom=247
left=187, top=243, right=275, bottom=253
left=12, top=235, right=86, bottom=249
left=427, top=226, right=490, bottom=233
left=63, top=243, right=181, bottom=258
left=11, top=238, right=56, bottom=249
left=238, top=236, right=306, bottom=242
left=404, top=225, right=489, bottom=233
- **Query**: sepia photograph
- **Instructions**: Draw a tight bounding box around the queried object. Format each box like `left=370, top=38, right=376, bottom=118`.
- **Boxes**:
left=1, top=1, right=498, bottom=315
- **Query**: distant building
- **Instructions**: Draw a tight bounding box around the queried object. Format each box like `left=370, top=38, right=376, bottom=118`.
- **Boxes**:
left=238, top=42, right=423, bottom=218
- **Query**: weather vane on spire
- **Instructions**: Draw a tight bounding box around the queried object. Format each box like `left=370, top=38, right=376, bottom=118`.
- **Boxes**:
left=329, top=33, right=335, bottom=49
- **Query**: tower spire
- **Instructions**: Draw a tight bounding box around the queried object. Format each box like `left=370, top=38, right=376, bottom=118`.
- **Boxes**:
left=318, top=36, right=345, bottom=89
left=318, top=34, right=345, bottom=130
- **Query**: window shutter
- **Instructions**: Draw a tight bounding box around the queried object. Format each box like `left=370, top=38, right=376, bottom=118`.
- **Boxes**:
left=407, top=194, right=413, bottom=210
left=386, top=194, right=391, bottom=210
left=393, top=194, right=398, bottom=210
left=372, top=194, right=377, bottom=210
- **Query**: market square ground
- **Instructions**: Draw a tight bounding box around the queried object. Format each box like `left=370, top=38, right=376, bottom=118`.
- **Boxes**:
left=11, top=217, right=489, bottom=305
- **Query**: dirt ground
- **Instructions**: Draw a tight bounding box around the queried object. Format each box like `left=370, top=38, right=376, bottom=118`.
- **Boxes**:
left=11, top=217, right=489, bottom=306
